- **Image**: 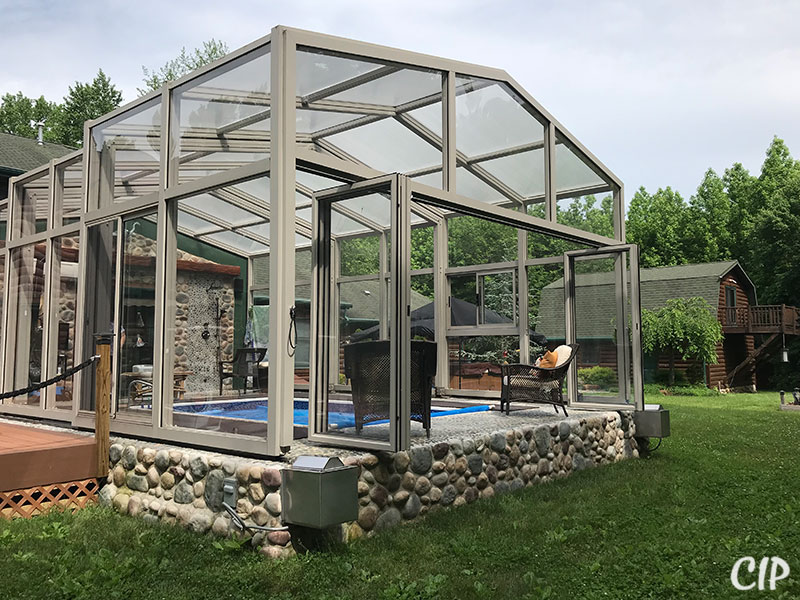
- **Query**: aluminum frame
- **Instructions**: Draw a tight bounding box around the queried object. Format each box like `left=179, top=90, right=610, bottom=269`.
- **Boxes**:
left=0, top=24, right=637, bottom=455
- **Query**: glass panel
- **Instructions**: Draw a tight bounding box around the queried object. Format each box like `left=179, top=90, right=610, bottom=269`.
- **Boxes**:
left=14, top=172, right=49, bottom=238
left=60, top=159, right=83, bottom=225
left=526, top=211, right=592, bottom=259
left=167, top=178, right=265, bottom=438
left=480, top=271, right=516, bottom=325
left=479, top=149, right=545, bottom=198
left=297, top=48, right=443, bottom=183
left=527, top=263, right=565, bottom=349
left=91, top=99, right=161, bottom=207
left=172, top=45, right=270, bottom=185
left=116, top=214, right=157, bottom=420
left=554, top=140, right=607, bottom=193
left=325, top=118, right=441, bottom=174
left=81, top=221, right=118, bottom=411
left=0, top=205, right=6, bottom=347
left=448, top=215, right=517, bottom=267
left=570, top=254, right=630, bottom=405
left=6, top=244, right=47, bottom=406
left=51, top=235, right=80, bottom=410
left=556, top=192, right=615, bottom=237
left=455, top=76, right=545, bottom=157
left=449, top=274, right=477, bottom=326
left=318, top=187, right=395, bottom=445
left=454, top=76, right=545, bottom=206
left=447, top=335, right=519, bottom=392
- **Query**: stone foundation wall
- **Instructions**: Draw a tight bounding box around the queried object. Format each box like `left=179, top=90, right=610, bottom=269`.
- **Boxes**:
left=99, top=411, right=637, bottom=558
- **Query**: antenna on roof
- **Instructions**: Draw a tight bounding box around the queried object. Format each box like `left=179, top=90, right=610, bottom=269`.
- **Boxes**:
left=34, top=121, right=45, bottom=146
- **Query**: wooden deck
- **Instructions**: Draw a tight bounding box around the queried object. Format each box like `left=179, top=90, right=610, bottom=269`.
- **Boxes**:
left=721, top=304, right=800, bottom=334
left=0, top=422, right=97, bottom=492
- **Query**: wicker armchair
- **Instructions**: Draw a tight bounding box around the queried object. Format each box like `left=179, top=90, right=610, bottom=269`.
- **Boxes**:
left=343, top=340, right=437, bottom=436
left=500, top=343, right=579, bottom=417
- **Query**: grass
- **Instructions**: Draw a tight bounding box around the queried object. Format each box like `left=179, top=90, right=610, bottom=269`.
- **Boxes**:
left=2, top=392, right=799, bottom=599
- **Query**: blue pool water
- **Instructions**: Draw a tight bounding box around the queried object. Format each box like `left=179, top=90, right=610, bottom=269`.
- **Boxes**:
left=174, top=399, right=490, bottom=428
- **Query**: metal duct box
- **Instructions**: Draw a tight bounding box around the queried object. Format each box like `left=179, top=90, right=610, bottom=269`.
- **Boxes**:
left=281, top=456, right=358, bottom=528
left=633, top=404, right=671, bottom=438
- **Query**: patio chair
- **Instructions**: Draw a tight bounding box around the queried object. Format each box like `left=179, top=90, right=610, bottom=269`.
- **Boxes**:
left=219, top=347, right=268, bottom=396
left=343, top=340, right=437, bottom=436
left=500, top=343, right=579, bottom=417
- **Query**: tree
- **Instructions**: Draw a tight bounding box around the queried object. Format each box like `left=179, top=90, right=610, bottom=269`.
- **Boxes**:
left=139, top=39, right=229, bottom=94
left=0, top=92, right=59, bottom=141
left=685, top=168, right=732, bottom=263
left=49, top=70, right=123, bottom=147
left=641, top=297, right=723, bottom=386
left=626, top=186, right=691, bottom=267
left=557, top=194, right=615, bottom=238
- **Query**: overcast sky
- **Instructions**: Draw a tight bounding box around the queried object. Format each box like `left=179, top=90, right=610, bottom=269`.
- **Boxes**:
left=4, top=0, right=799, bottom=200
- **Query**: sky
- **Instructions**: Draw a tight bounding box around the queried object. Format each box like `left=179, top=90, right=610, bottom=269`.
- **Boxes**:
left=3, top=0, right=800, bottom=201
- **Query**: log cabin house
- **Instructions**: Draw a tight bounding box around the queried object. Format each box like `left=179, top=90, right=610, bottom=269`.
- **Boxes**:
left=537, top=261, right=799, bottom=390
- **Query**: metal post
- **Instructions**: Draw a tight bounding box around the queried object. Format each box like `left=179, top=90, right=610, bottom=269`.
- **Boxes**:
left=94, top=333, right=113, bottom=478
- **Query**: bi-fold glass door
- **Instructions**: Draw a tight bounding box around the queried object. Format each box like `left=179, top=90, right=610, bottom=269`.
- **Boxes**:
left=563, top=244, right=643, bottom=410
left=82, top=211, right=158, bottom=422
left=309, top=176, right=408, bottom=451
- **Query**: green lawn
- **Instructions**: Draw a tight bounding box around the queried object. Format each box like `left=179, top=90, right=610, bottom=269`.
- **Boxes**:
left=2, top=393, right=799, bottom=599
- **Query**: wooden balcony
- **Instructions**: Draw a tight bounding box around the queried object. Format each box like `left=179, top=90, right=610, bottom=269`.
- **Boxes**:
left=720, top=305, right=800, bottom=334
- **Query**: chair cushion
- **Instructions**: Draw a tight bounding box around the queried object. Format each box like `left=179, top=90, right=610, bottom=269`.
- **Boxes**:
left=537, top=350, right=558, bottom=369
left=553, top=345, right=572, bottom=367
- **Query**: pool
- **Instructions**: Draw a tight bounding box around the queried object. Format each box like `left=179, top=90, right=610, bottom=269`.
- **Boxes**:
left=174, top=398, right=490, bottom=428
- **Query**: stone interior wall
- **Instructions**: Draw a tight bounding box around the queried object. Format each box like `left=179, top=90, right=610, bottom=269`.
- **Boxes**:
left=100, top=411, right=638, bottom=559
left=123, top=231, right=236, bottom=397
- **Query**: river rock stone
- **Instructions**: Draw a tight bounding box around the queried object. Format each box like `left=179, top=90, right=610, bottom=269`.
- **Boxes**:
left=251, top=506, right=269, bottom=526
left=109, top=444, right=123, bottom=464
left=235, top=464, right=250, bottom=484
left=134, top=463, right=147, bottom=476
left=401, top=472, right=416, bottom=491
left=188, top=455, right=209, bottom=480
left=534, top=425, right=551, bottom=456
left=249, top=483, right=265, bottom=503
left=415, top=476, right=431, bottom=495
left=174, top=480, right=194, bottom=504
left=160, top=472, right=175, bottom=489
left=393, top=490, right=409, bottom=505
left=111, top=465, right=125, bottom=487
left=430, top=472, right=449, bottom=488
left=188, top=511, right=211, bottom=533
left=375, top=507, right=402, bottom=531
left=123, top=495, right=140, bottom=517
left=440, top=484, right=457, bottom=506
left=98, top=484, right=117, bottom=507
left=429, top=487, right=442, bottom=503
left=402, top=493, right=421, bottom=519
left=261, top=467, right=282, bottom=489
left=467, top=453, right=483, bottom=476
left=146, top=466, right=160, bottom=488
left=212, top=516, right=229, bottom=536
left=358, top=505, right=378, bottom=530
left=266, top=492, right=281, bottom=516
left=204, top=469, right=225, bottom=511
left=408, top=446, right=433, bottom=474
left=126, top=473, right=149, bottom=493
left=121, top=445, right=137, bottom=470
left=490, top=432, right=506, bottom=453
left=369, top=485, right=389, bottom=508
left=268, top=530, right=291, bottom=546
left=393, top=451, right=410, bottom=473
left=432, top=442, right=449, bottom=460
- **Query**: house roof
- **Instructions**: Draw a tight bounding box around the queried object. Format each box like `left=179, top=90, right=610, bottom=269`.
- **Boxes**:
left=536, top=260, right=752, bottom=340
left=0, top=132, right=74, bottom=176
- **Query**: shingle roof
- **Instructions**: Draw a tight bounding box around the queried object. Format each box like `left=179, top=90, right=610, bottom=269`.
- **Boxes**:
left=537, top=261, right=746, bottom=340
left=0, top=132, right=74, bottom=174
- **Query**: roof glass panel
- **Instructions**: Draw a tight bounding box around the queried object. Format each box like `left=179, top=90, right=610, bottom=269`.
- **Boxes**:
left=177, top=210, right=220, bottom=236
left=455, top=76, right=544, bottom=158
left=329, top=69, right=442, bottom=107
left=296, top=49, right=382, bottom=98
left=181, top=193, right=260, bottom=228
left=325, top=118, right=440, bottom=173
left=172, top=44, right=270, bottom=186
left=554, top=140, right=607, bottom=192
left=479, top=148, right=546, bottom=199
left=90, top=99, right=161, bottom=207
left=296, top=170, right=348, bottom=191
left=204, top=230, right=268, bottom=254
left=455, top=167, right=507, bottom=205
left=335, top=193, right=391, bottom=228
left=297, top=110, right=368, bottom=135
